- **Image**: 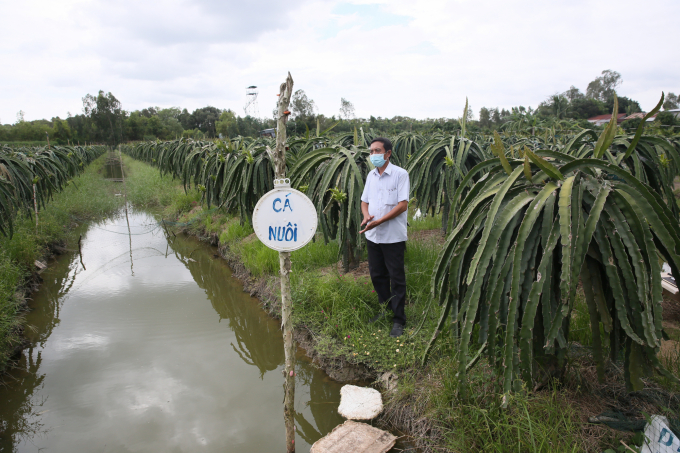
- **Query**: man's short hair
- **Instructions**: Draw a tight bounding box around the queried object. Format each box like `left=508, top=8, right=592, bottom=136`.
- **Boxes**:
left=370, top=137, right=393, bottom=153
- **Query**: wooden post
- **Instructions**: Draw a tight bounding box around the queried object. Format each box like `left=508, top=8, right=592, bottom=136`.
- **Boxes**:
left=33, top=183, right=38, bottom=229
left=46, top=132, right=50, bottom=149
left=274, top=72, right=295, bottom=452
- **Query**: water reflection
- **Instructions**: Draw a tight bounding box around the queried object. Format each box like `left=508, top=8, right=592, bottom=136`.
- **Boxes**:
left=0, top=210, right=346, bottom=452
left=294, top=372, right=343, bottom=445
left=0, top=348, right=48, bottom=450
left=103, top=153, right=123, bottom=180
left=169, top=238, right=284, bottom=378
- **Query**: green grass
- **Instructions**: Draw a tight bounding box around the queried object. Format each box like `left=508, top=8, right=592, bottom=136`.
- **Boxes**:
left=289, top=239, right=443, bottom=371
left=408, top=211, right=443, bottom=232
left=291, top=239, right=340, bottom=271
left=122, top=155, right=184, bottom=209
left=568, top=290, right=594, bottom=346
left=446, top=390, right=586, bottom=452
left=384, top=353, right=629, bottom=452
left=291, top=271, right=433, bottom=370
left=219, top=220, right=254, bottom=245
left=230, top=234, right=340, bottom=277
left=168, top=192, right=202, bottom=216
left=231, top=239, right=279, bottom=277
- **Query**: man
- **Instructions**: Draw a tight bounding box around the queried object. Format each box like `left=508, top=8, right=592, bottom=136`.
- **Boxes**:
left=359, top=137, right=409, bottom=338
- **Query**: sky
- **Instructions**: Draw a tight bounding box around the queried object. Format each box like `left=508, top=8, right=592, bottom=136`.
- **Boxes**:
left=1, top=0, right=678, bottom=124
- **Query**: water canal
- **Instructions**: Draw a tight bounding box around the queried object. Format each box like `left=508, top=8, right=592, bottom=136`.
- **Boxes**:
left=0, top=210, right=351, bottom=452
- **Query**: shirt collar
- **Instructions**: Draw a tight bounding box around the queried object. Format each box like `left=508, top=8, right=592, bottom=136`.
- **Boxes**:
left=372, top=162, right=393, bottom=177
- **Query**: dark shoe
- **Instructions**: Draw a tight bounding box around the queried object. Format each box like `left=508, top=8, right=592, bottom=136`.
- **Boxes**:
left=369, top=312, right=386, bottom=324
left=390, top=323, right=404, bottom=338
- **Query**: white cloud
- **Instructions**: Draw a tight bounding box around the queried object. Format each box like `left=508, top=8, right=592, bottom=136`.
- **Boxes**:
left=1, top=0, right=678, bottom=123
left=52, top=333, right=110, bottom=352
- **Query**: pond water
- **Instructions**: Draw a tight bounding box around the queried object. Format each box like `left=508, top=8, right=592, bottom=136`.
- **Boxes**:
left=0, top=211, right=354, bottom=452
left=104, top=154, right=123, bottom=180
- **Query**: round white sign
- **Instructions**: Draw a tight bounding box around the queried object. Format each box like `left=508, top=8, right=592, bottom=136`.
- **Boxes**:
left=252, top=187, right=318, bottom=252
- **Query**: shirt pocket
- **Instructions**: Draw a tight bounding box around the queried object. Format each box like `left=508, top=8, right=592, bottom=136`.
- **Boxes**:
left=385, top=188, right=399, bottom=206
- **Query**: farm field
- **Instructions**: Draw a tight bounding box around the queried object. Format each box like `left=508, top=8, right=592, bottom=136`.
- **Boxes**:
left=2, top=105, right=680, bottom=451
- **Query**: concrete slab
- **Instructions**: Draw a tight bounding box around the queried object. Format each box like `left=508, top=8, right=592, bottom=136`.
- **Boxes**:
left=338, top=385, right=383, bottom=420
left=310, top=420, right=396, bottom=453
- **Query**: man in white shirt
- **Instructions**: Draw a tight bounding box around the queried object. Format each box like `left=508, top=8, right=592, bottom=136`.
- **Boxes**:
left=360, top=137, right=410, bottom=338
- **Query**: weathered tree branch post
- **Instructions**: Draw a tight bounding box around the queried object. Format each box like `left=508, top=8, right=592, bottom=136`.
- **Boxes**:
left=32, top=183, right=38, bottom=229
left=34, top=133, right=51, bottom=229
left=274, top=72, right=295, bottom=452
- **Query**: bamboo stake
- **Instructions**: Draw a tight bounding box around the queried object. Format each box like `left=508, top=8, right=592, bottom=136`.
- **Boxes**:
left=36, top=131, right=48, bottom=230
left=274, top=72, right=295, bottom=453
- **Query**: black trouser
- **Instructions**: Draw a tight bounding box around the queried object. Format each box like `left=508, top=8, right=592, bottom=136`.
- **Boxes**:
left=367, top=240, right=406, bottom=326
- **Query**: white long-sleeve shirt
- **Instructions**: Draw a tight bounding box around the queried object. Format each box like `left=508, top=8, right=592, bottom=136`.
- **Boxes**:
left=360, top=162, right=410, bottom=244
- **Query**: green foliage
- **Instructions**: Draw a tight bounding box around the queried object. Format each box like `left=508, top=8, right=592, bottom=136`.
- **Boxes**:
left=407, top=134, right=488, bottom=233
left=82, top=91, right=125, bottom=146
left=586, top=70, right=622, bottom=102
left=664, top=92, right=679, bottom=110
left=657, top=111, right=679, bottom=127
left=0, top=144, right=106, bottom=237
left=391, top=131, right=423, bottom=167
left=426, top=129, right=680, bottom=394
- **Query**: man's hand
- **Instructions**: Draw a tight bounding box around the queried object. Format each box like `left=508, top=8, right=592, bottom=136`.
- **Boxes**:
left=361, top=214, right=374, bottom=228
left=360, top=201, right=407, bottom=235
left=359, top=217, right=379, bottom=234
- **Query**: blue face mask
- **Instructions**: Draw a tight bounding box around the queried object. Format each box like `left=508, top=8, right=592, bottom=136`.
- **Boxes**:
left=370, top=153, right=386, bottom=167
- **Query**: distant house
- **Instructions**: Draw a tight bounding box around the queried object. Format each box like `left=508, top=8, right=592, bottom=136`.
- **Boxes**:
left=260, top=128, right=276, bottom=138
left=586, top=113, right=627, bottom=126
left=645, top=108, right=680, bottom=122
left=622, top=112, right=647, bottom=121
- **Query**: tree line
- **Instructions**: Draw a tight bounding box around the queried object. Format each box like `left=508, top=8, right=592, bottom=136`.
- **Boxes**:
left=2, top=70, right=678, bottom=145
left=479, top=70, right=679, bottom=132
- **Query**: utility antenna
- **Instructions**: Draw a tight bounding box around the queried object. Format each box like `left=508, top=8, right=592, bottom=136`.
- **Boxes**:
left=244, top=85, right=259, bottom=118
